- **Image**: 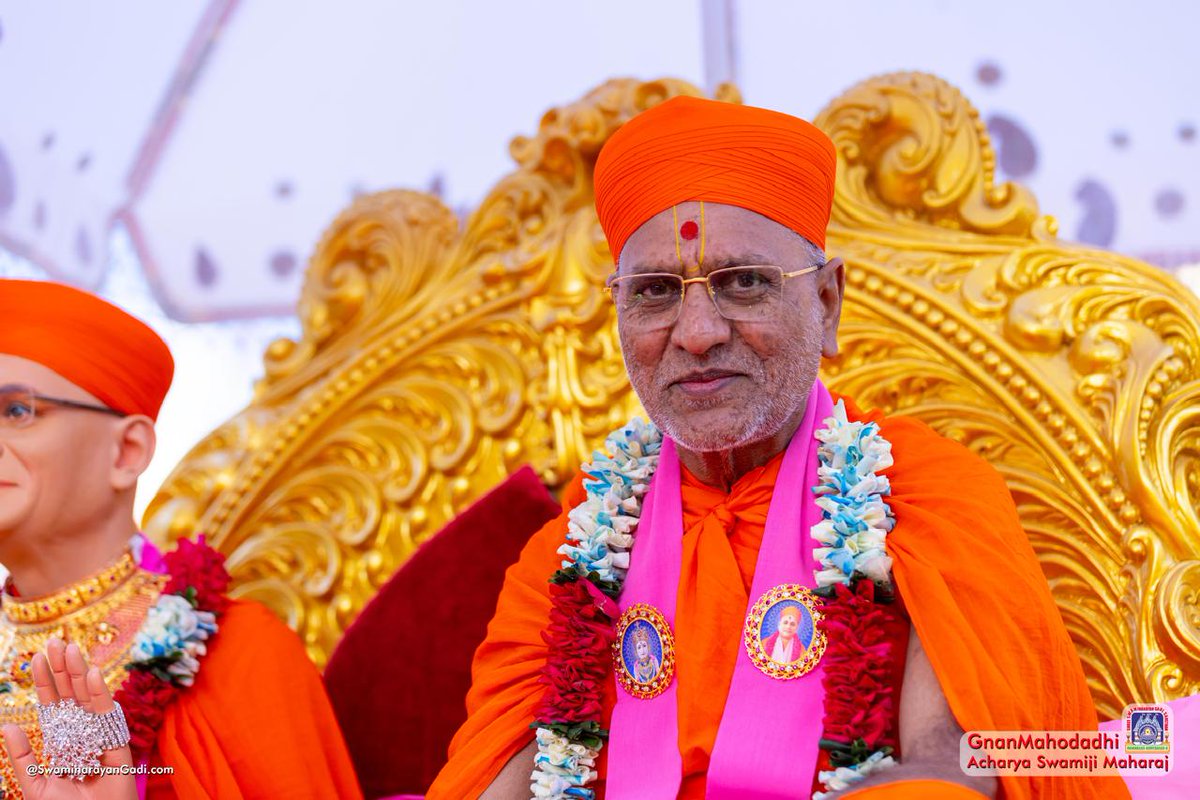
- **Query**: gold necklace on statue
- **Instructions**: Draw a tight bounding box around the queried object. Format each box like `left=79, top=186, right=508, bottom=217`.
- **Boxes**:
left=0, top=551, right=166, bottom=798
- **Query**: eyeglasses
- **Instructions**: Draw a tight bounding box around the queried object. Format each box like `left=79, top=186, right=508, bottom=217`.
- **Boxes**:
left=0, top=384, right=124, bottom=430
left=606, top=264, right=821, bottom=330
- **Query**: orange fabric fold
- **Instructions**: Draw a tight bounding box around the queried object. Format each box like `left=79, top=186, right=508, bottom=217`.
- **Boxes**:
left=424, top=474, right=592, bottom=800
left=843, top=779, right=990, bottom=799
left=429, top=400, right=1127, bottom=800
left=146, top=600, right=363, bottom=799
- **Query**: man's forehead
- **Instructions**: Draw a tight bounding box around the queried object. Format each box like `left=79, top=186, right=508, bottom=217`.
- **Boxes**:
left=619, top=202, right=805, bottom=269
left=0, top=354, right=97, bottom=400
left=644, top=201, right=785, bottom=232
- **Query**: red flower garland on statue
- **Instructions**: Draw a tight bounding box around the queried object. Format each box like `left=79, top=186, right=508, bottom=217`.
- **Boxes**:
left=114, top=537, right=231, bottom=763
left=161, top=537, right=231, bottom=614
left=119, top=670, right=178, bottom=760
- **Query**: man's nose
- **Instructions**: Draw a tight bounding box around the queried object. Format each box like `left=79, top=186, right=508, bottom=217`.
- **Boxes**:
left=669, top=282, right=731, bottom=355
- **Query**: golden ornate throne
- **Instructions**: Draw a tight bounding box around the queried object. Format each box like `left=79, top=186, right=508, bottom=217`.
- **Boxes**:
left=144, top=72, right=1200, bottom=721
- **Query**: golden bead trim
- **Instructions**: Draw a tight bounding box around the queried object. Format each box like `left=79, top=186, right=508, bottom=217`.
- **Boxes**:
left=2, top=552, right=137, bottom=624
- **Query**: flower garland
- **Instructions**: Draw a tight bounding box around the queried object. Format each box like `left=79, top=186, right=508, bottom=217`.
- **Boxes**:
left=115, top=537, right=231, bottom=763
left=531, top=421, right=658, bottom=799
left=811, top=403, right=903, bottom=798
left=531, top=402, right=903, bottom=800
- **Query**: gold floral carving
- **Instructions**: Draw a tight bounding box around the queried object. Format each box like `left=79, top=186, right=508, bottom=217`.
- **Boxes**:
left=144, top=80, right=732, bottom=663
left=145, top=72, right=1199, bottom=715
left=816, top=72, right=1200, bottom=717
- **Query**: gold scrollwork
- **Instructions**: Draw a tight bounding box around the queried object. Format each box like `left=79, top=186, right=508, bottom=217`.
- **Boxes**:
left=147, top=71, right=1199, bottom=716
left=820, top=73, right=1200, bottom=717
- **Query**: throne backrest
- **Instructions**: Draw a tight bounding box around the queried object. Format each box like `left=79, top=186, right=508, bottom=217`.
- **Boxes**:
left=144, top=73, right=1200, bottom=719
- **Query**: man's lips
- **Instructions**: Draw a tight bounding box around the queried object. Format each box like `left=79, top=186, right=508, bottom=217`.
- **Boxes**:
left=670, top=370, right=744, bottom=396
left=0, top=481, right=16, bottom=488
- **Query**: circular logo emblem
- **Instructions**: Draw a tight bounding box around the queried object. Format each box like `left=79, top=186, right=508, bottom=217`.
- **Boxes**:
left=613, top=603, right=676, bottom=700
left=743, top=584, right=826, bottom=680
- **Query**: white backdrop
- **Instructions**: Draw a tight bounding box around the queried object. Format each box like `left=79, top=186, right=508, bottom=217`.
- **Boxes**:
left=737, top=1, right=1199, bottom=266
left=1, top=0, right=1197, bottom=511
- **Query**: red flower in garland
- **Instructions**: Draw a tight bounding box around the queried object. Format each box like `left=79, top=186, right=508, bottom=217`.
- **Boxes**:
left=534, top=579, right=616, bottom=724
left=163, top=535, right=231, bottom=613
left=114, top=669, right=176, bottom=762
left=115, top=537, right=231, bottom=764
left=819, top=580, right=905, bottom=753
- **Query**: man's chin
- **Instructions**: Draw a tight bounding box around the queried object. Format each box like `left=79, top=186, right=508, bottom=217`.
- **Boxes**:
left=655, top=407, right=763, bottom=453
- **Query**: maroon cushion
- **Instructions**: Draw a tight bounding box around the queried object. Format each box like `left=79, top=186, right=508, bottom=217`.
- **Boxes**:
left=324, top=465, right=560, bottom=799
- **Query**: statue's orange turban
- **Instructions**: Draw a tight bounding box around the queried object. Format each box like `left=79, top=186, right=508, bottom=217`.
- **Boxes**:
left=0, top=279, right=174, bottom=420
left=594, top=95, right=836, bottom=263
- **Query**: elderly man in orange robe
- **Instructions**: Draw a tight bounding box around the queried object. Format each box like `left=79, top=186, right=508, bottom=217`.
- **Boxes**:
left=428, top=97, right=1128, bottom=800
left=0, top=279, right=362, bottom=799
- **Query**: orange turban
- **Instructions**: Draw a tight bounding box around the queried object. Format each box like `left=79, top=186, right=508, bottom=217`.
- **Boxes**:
left=594, top=95, right=836, bottom=263
left=0, top=279, right=174, bottom=420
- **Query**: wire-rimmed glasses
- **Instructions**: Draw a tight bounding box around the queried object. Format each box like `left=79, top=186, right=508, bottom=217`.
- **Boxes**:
left=0, top=384, right=124, bottom=430
left=606, top=264, right=821, bottom=330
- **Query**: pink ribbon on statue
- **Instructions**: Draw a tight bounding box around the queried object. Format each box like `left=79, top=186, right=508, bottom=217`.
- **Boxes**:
left=130, top=532, right=166, bottom=800
left=606, top=380, right=833, bottom=798
left=131, top=532, right=168, bottom=574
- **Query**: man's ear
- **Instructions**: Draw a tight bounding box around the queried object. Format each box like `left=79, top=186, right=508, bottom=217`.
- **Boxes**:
left=819, top=256, right=846, bottom=358
left=110, top=416, right=157, bottom=492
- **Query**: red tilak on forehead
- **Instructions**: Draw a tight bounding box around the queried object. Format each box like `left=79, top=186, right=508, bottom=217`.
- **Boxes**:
left=679, top=220, right=699, bottom=240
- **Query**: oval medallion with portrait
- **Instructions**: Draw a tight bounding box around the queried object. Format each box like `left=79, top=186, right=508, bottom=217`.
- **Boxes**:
left=613, top=603, right=676, bottom=700
left=743, top=583, right=826, bottom=680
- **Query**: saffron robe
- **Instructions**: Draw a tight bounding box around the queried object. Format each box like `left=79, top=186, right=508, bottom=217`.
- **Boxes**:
left=143, top=600, right=363, bottom=799
left=427, top=400, right=1128, bottom=800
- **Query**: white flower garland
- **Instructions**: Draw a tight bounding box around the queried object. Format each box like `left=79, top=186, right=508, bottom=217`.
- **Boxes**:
left=531, top=402, right=897, bottom=799
left=558, top=419, right=660, bottom=587
left=812, top=400, right=896, bottom=587
left=533, top=420, right=660, bottom=800
left=129, top=592, right=219, bottom=687
left=810, top=400, right=898, bottom=796
left=815, top=750, right=898, bottom=799
left=530, top=727, right=600, bottom=799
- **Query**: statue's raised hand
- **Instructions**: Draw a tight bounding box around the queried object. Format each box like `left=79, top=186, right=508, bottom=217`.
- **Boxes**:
left=2, top=638, right=136, bottom=800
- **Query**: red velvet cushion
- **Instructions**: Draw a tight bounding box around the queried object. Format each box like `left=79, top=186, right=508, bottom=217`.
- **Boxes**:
left=324, top=465, right=561, bottom=799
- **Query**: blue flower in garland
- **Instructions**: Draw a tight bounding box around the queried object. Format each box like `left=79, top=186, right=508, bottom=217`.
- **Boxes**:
left=812, top=401, right=896, bottom=588
left=130, top=594, right=218, bottom=687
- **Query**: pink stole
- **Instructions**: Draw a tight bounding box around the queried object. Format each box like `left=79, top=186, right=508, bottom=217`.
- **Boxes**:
left=607, top=381, right=833, bottom=799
